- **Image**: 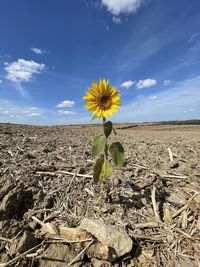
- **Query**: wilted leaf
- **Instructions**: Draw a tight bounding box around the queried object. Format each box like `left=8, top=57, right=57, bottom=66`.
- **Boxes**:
left=109, top=142, right=124, bottom=167
left=99, top=159, right=112, bottom=183
left=103, top=121, right=113, bottom=138
left=93, top=157, right=112, bottom=183
left=93, top=156, right=104, bottom=183
left=92, top=136, right=107, bottom=157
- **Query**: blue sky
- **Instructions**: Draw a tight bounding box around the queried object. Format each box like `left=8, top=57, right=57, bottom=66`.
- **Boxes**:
left=0, top=0, right=200, bottom=125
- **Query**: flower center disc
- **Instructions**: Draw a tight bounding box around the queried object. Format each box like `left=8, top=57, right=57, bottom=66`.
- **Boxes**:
left=100, top=95, right=110, bottom=104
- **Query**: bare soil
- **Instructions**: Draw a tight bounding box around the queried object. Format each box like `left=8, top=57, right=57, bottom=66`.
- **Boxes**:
left=0, top=123, right=200, bottom=267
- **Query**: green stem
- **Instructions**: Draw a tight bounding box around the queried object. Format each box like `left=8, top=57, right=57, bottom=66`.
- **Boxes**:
left=104, top=142, right=108, bottom=160
left=102, top=117, right=108, bottom=160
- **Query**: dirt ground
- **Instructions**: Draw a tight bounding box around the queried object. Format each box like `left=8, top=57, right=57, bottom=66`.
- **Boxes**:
left=0, top=123, right=200, bottom=267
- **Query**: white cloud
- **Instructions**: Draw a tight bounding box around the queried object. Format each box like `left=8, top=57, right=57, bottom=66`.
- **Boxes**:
left=184, top=108, right=195, bottom=114
left=27, top=112, right=41, bottom=117
left=0, top=98, right=86, bottom=125
left=30, top=47, right=47, bottom=55
left=188, top=32, right=200, bottom=43
left=2, top=110, right=9, bottom=114
left=121, top=80, right=135, bottom=89
left=149, top=95, right=158, bottom=101
left=101, top=0, right=144, bottom=15
left=0, top=100, right=46, bottom=123
left=136, top=79, right=157, bottom=89
left=4, top=59, right=46, bottom=83
left=113, top=76, right=200, bottom=123
left=112, top=16, right=122, bottom=24
left=22, top=107, right=39, bottom=114
left=56, top=100, right=75, bottom=108
left=0, top=80, right=2, bottom=84
left=163, top=80, right=173, bottom=86
left=58, top=110, right=77, bottom=115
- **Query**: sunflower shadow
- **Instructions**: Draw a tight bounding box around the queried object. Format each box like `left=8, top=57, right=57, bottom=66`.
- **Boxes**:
left=111, top=182, right=152, bottom=210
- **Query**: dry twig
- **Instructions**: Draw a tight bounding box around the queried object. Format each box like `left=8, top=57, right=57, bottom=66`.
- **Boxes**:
left=0, top=242, right=44, bottom=267
left=0, top=236, right=12, bottom=243
left=151, top=186, right=161, bottom=222
left=167, top=147, right=174, bottom=162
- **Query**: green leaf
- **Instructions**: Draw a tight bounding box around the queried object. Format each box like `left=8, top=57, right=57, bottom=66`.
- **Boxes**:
left=93, top=156, right=104, bottom=183
left=99, top=159, right=112, bottom=183
left=109, top=142, right=125, bottom=167
left=92, top=135, right=107, bottom=157
left=103, top=121, right=113, bottom=138
left=93, top=157, right=112, bottom=184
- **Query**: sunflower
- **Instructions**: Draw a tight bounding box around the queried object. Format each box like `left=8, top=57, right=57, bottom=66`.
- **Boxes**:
left=83, top=79, right=121, bottom=118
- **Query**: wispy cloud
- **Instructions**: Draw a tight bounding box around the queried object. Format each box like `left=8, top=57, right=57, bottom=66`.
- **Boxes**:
left=101, top=0, right=144, bottom=15
left=56, top=100, right=75, bottom=108
left=184, top=109, right=195, bottom=113
left=0, top=80, right=2, bottom=84
left=112, top=16, right=122, bottom=24
left=163, top=80, right=173, bottom=86
left=118, top=35, right=163, bottom=73
left=188, top=32, right=200, bottom=43
left=117, top=9, right=194, bottom=75
left=30, top=47, right=48, bottom=55
left=149, top=95, right=158, bottom=101
left=182, top=33, right=200, bottom=66
left=121, top=80, right=135, bottom=89
left=26, top=112, right=42, bottom=117
left=136, top=79, right=157, bottom=89
left=58, top=110, right=77, bottom=115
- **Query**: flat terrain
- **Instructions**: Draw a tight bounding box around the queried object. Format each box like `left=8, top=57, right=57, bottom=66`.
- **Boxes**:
left=0, top=123, right=200, bottom=266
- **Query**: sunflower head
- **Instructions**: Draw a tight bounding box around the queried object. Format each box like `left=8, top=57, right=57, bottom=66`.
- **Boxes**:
left=83, top=79, right=121, bottom=119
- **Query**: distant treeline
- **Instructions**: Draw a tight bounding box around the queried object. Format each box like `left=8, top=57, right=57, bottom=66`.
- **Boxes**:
left=157, top=120, right=200, bottom=125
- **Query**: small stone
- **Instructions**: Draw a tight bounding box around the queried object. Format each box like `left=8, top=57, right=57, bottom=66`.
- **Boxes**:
left=166, top=191, right=186, bottom=207
left=0, top=184, right=33, bottom=220
left=39, top=244, right=82, bottom=267
left=76, top=206, right=83, bottom=216
left=79, top=167, right=86, bottom=174
left=166, top=160, right=179, bottom=169
left=9, top=231, right=38, bottom=256
left=0, top=176, right=15, bottom=201
left=25, top=151, right=37, bottom=159
left=28, top=221, right=38, bottom=230
left=17, top=231, right=37, bottom=253
left=0, top=221, right=6, bottom=230
left=113, top=178, right=120, bottom=186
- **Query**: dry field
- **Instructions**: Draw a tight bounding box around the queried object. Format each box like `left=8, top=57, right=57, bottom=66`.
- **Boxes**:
left=0, top=123, right=200, bottom=267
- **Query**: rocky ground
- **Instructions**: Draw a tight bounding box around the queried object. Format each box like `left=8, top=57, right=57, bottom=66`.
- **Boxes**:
left=0, top=123, right=200, bottom=267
